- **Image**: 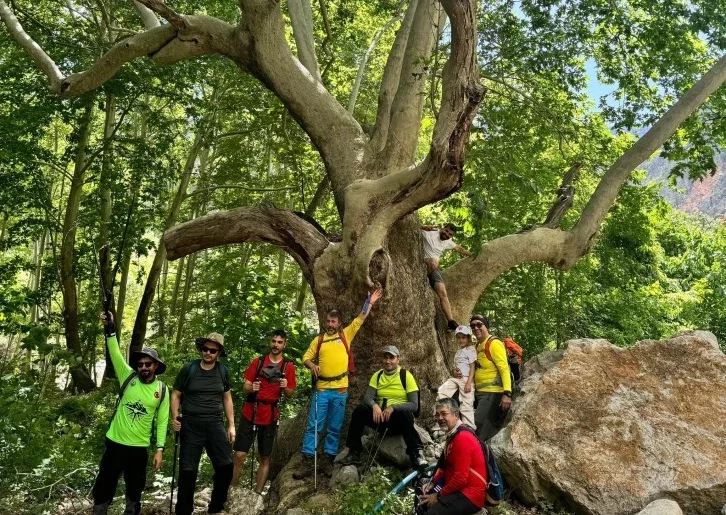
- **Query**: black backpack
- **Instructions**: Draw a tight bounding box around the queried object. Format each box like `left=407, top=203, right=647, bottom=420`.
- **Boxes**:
left=183, top=359, right=230, bottom=393
left=374, top=368, right=420, bottom=417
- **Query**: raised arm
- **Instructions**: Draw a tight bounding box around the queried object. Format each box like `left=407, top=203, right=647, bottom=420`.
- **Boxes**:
left=356, top=288, right=383, bottom=322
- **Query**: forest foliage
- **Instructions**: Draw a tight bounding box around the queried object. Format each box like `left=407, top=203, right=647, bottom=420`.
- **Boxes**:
left=0, top=0, right=725, bottom=511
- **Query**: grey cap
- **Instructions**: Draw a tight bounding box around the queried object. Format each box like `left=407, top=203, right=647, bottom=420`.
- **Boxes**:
left=380, top=345, right=400, bottom=357
left=130, top=348, right=167, bottom=375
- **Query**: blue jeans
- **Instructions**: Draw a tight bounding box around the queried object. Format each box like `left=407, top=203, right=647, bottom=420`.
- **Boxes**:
left=302, top=389, right=348, bottom=457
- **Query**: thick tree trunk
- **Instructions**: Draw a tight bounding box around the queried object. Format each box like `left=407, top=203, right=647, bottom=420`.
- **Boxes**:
left=60, top=99, right=96, bottom=393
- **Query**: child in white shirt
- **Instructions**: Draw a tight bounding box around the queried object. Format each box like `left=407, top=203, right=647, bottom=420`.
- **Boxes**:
left=437, top=325, right=477, bottom=428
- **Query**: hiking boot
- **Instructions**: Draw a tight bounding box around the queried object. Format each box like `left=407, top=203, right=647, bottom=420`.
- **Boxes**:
left=92, top=502, right=110, bottom=515
left=447, top=319, right=459, bottom=331
left=340, top=449, right=363, bottom=466
left=320, top=454, right=335, bottom=477
left=292, top=454, right=314, bottom=480
left=411, top=449, right=428, bottom=470
left=122, top=498, right=141, bottom=515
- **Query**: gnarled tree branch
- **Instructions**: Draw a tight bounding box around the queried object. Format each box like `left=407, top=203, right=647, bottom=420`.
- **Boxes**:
left=163, top=203, right=330, bottom=283
left=288, top=0, right=322, bottom=82
left=370, top=0, right=419, bottom=151
left=380, top=0, right=443, bottom=169
left=0, top=0, right=63, bottom=92
left=343, top=0, right=484, bottom=286
left=239, top=0, right=365, bottom=207
left=446, top=53, right=726, bottom=321
left=132, top=0, right=160, bottom=29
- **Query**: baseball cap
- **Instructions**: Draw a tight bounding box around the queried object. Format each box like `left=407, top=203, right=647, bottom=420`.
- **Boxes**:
left=380, top=345, right=400, bottom=357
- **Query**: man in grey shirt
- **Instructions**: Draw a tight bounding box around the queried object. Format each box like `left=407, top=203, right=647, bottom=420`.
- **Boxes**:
left=171, top=333, right=235, bottom=515
left=342, top=346, right=426, bottom=469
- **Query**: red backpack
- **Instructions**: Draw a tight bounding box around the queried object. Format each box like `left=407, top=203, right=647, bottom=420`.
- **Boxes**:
left=483, top=336, right=524, bottom=382
left=315, top=331, right=355, bottom=379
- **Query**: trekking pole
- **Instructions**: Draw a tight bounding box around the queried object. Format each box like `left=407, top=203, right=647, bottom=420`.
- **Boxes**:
left=249, top=399, right=259, bottom=490
left=169, top=416, right=181, bottom=515
left=363, top=399, right=387, bottom=476
left=313, top=389, right=318, bottom=490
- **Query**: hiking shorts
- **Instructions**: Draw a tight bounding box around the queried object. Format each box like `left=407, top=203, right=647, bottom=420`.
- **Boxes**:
left=233, top=416, right=278, bottom=456
left=428, top=270, right=444, bottom=288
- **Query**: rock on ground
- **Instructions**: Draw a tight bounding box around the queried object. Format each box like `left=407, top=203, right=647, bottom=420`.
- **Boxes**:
left=635, top=499, right=683, bottom=515
left=491, top=331, right=726, bottom=515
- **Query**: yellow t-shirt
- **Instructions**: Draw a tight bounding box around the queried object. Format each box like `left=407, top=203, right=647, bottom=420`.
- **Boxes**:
left=474, top=336, right=512, bottom=393
left=369, top=367, right=418, bottom=407
left=303, top=317, right=363, bottom=389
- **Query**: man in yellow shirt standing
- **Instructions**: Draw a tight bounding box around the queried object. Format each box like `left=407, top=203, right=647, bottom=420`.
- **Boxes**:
left=292, top=289, right=383, bottom=480
left=470, top=314, right=512, bottom=442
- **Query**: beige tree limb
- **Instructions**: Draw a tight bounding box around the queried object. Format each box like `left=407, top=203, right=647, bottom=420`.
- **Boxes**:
left=343, top=0, right=484, bottom=286
left=288, top=0, right=322, bottom=82
left=347, top=9, right=405, bottom=115
left=238, top=0, right=365, bottom=204
left=380, top=0, right=443, bottom=169
left=445, top=53, right=726, bottom=320
left=163, top=204, right=330, bottom=283
left=0, top=0, right=63, bottom=92
left=132, top=0, right=160, bottom=29
left=370, top=0, right=419, bottom=150
left=134, top=0, right=185, bottom=29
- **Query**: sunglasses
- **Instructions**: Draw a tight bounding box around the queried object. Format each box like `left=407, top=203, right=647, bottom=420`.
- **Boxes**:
left=137, top=361, right=155, bottom=369
left=470, top=322, right=484, bottom=328
left=201, top=346, right=220, bottom=355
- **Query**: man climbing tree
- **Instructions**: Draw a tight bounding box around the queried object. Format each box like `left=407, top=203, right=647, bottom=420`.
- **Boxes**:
left=421, top=224, right=472, bottom=329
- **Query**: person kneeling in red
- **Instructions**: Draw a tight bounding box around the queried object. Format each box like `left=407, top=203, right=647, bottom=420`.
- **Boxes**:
left=420, top=398, right=486, bottom=515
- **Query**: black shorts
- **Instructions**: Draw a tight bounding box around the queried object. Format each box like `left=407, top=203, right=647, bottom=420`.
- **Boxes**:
left=233, top=416, right=278, bottom=457
left=428, top=270, right=444, bottom=288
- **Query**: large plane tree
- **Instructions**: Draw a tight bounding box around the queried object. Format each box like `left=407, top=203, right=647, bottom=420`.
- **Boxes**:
left=2, top=0, right=725, bottom=405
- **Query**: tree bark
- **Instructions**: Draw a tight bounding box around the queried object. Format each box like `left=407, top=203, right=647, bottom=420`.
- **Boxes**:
left=59, top=99, right=96, bottom=393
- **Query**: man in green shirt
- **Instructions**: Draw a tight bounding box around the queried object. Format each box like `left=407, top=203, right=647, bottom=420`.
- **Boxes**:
left=93, top=313, right=170, bottom=515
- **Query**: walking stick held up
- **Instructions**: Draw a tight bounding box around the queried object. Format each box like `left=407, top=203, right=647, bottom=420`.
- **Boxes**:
left=169, top=416, right=182, bottom=514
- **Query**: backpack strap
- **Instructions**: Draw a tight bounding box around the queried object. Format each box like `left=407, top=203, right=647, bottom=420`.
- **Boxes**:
left=217, top=362, right=230, bottom=390
left=482, top=336, right=495, bottom=363
left=116, top=372, right=137, bottom=409
left=182, top=359, right=201, bottom=392
left=316, top=332, right=353, bottom=381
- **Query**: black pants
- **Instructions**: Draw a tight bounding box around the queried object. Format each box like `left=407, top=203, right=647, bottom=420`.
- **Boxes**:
left=176, top=418, right=233, bottom=515
left=92, top=438, right=148, bottom=507
left=346, top=404, right=422, bottom=459
left=420, top=491, right=481, bottom=515
left=474, top=392, right=506, bottom=442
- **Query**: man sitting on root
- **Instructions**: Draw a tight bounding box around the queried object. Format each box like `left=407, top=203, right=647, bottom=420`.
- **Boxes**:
left=418, top=398, right=486, bottom=515
left=341, top=345, right=427, bottom=469
left=421, top=223, right=472, bottom=330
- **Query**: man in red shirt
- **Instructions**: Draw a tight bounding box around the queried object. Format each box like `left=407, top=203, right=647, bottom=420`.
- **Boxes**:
left=420, top=398, right=486, bottom=515
left=231, top=329, right=296, bottom=493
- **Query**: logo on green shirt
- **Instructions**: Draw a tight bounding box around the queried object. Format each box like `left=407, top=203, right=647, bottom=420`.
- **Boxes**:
left=125, top=400, right=148, bottom=423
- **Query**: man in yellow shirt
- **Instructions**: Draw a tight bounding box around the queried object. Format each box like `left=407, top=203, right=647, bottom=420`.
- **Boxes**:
left=470, top=314, right=512, bottom=442
left=292, top=289, right=382, bottom=480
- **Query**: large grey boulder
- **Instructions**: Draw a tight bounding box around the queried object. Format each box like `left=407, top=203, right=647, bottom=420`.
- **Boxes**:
left=491, top=331, right=726, bottom=515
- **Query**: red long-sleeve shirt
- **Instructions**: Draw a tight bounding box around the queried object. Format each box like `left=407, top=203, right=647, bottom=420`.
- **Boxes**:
left=431, top=426, right=487, bottom=508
